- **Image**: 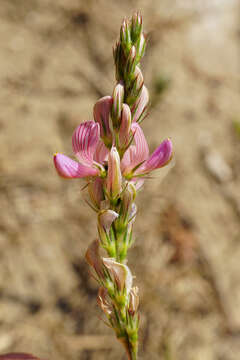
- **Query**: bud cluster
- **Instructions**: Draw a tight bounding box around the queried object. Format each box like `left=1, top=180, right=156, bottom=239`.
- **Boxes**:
left=53, top=13, right=173, bottom=360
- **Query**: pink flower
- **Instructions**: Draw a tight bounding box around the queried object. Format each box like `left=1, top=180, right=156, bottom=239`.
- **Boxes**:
left=54, top=121, right=109, bottom=179
left=121, top=123, right=172, bottom=178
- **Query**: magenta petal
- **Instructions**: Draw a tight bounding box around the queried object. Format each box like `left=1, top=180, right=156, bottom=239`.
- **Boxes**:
left=137, top=138, right=173, bottom=174
left=54, top=153, right=98, bottom=178
left=72, top=121, right=100, bottom=166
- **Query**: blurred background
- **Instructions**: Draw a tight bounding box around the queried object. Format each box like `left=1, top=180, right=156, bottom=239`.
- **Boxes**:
left=0, top=0, right=240, bottom=359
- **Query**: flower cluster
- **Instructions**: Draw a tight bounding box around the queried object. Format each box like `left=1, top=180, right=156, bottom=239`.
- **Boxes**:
left=53, top=12, right=173, bottom=360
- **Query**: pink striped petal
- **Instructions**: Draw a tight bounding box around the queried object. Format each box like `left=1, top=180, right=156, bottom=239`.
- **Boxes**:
left=136, top=138, right=173, bottom=174
left=132, top=85, right=149, bottom=122
left=94, top=140, right=109, bottom=164
left=54, top=153, right=99, bottom=178
left=93, top=96, right=113, bottom=144
left=131, top=123, right=149, bottom=165
left=121, top=145, right=135, bottom=174
left=121, top=123, right=149, bottom=175
left=72, top=121, right=100, bottom=166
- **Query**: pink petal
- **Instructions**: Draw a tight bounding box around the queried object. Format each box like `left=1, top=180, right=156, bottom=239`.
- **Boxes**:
left=121, top=123, right=149, bottom=175
left=94, top=140, right=109, bottom=164
left=54, top=153, right=99, bottom=178
left=136, top=138, right=173, bottom=174
left=72, top=121, right=100, bottom=166
left=93, top=96, right=113, bottom=142
left=132, top=85, right=149, bottom=122
left=131, top=123, right=149, bottom=165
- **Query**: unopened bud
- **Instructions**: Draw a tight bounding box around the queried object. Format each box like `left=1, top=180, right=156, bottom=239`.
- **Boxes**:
left=136, top=33, right=146, bottom=61
left=93, top=96, right=113, bottom=147
left=132, top=85, right=149, bottom=123
left=119, top=104, right=132, bottom=148
left=133, top=66, right=144, bottom=94
left=88, top=178, right=104, bottom=209
left=131, top=12, right=142, bottom=43
left=126, top=46, right=137, bottom=76
left=107, top=147, right=122, bottom=200
left=112, top=83, right=124, bottom=128
left=120, top=19, right=132, bottom=55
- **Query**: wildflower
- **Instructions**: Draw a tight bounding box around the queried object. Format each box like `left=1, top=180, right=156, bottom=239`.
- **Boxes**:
left=121, top=122, right=173, bottom=178
left=54, top=121, right=108, bottom=179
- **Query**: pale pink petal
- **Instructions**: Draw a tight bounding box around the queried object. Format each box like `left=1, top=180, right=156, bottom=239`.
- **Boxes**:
left=93, top=96, right=113, bottom=143
left=121, top=123, right=149, bottom=175
left=72, top=121, right=100, bottom=166
left=54, top=153, right=98, bottom=179
left=131, top=123, right=149, bottom=165
left=136, top=138, right=173, bottom=174
left=94, top=141, right=109, bottom=164
left=132, top=85, right=149, bottom=122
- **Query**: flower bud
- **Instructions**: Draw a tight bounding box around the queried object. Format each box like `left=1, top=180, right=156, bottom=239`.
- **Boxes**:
left=132, top=85, right=149, bottom=123
left=88, top=178, right=104, bottom=209
left=106, top=147, right=122, bottom=201
left=131, top=12, right=142, bottom=43
left=112, top=83, right=124, bottom=128
left=136, top=33, right=146, bottom=60
left=128, top=286, right=139, bottom=316
left=119, top=104, right=132, bottom=149
left=126, top=46, right=137, bottom=75
left=120, top=19, right=132, bottom=55
left=133, top=66, right=144, bottom=94
left=93, top=96, right=113, bottom=147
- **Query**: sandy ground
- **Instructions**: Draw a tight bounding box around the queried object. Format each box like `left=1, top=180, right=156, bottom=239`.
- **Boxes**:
left=0, top=0, right=240, bottom=359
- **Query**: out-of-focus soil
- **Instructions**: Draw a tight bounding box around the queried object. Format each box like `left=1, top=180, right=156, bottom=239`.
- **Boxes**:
left=0, top=1, right=240, bottom=359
